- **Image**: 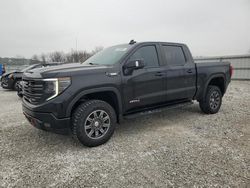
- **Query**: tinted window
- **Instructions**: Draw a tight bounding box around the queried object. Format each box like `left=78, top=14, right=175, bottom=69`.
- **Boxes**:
left=163, top=46, right=186, bottom=66
left=130, top=46, right=159, bottom=67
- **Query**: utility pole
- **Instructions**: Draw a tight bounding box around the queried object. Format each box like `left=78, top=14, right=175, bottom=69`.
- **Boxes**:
left=75, top=38, right=78, bottom=52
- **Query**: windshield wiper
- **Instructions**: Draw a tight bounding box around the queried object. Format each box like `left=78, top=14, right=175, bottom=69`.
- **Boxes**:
left=88, top=62, right=99, bottom=65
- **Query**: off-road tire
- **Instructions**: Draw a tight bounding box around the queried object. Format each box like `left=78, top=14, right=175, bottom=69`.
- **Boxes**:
left=72, top=100, right=116, bottom=147
left=199, top=85, right=222, bottom=114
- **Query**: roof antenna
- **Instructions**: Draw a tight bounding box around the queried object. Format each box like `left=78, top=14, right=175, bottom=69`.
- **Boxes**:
left=129, top=39, right=136, bottom=45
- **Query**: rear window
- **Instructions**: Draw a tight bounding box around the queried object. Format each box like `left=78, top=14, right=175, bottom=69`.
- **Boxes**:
left=162, top=45, right=186, bottom=66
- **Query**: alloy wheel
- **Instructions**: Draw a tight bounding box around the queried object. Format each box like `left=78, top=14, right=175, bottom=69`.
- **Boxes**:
left=84, top=110, right=110, bottom=139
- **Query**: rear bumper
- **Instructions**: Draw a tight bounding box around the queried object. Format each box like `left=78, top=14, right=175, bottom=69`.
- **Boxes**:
left=23, top=104, right=71, bottom=134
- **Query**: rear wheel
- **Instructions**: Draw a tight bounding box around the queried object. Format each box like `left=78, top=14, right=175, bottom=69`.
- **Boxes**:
left=72, top=100, right=116, bottom=147
left=199, top=85, right=222, bottom=114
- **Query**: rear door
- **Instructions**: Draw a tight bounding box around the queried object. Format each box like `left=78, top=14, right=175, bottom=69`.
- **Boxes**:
left=161, top=45, right=195, bottom=101
left=182, top=46, right=196, bottom=98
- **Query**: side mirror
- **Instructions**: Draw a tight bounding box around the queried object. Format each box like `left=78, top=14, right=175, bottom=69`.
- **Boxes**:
left=124, top=59, right=144, bottom=70
left=123, top=59, right=145, bottom=75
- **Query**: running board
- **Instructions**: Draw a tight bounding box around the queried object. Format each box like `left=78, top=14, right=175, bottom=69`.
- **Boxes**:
left=123, top=101, right=193, bottom=119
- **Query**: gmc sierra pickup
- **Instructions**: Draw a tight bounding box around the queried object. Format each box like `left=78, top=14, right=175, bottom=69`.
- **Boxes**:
left=22, top=41, right=232, bottom=147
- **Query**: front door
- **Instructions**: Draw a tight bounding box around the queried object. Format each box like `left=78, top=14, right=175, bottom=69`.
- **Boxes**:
left=122, top=45, right=166, bottom=112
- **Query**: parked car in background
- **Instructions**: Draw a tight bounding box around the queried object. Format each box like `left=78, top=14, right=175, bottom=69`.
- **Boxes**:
left=1, top=63, right=61, bottom=91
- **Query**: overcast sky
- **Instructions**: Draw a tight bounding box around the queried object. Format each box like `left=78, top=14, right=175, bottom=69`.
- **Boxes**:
left=0, top=0, right=249, bottom=58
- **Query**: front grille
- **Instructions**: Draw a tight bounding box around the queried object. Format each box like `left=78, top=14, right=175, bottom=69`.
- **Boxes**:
left=23, top=79, right=45, bottom=104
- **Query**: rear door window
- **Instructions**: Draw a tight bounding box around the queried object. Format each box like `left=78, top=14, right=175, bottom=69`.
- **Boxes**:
left=162, top=45, right=186, bottom=66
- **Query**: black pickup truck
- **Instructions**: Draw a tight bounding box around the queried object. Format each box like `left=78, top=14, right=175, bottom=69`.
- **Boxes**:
left=22, top=41, right=232, bottom=147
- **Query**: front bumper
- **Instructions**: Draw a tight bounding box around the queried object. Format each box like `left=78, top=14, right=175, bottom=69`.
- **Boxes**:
left=23, top=104, right=71, bottom=134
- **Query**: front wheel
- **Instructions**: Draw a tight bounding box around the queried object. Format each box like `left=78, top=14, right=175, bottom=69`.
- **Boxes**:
left=199, top=85, right=222, bottom=114
left=72, top=100, right=116, bottom=147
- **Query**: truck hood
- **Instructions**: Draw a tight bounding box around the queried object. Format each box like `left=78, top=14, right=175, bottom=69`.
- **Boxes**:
left=23, top=63, right=112, bottom=79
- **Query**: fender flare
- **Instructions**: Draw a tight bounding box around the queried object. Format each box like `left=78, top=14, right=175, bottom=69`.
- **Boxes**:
left=66, top=87, right=123, bottom=117
left=200, top=73, right=226, bottom=101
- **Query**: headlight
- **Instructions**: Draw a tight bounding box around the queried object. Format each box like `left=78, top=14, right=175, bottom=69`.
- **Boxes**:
left=43, top=77, right=71, bottom=101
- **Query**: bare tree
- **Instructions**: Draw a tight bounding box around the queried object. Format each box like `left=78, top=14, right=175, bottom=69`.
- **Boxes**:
left=78, top=51, right=92, bottom=62
left=65, top=52, right=74, bottom=63
left=30, top=46, right=103, bottom=64
left=49, top=51, right=65, bottom=62
left=40, top=53, right=47, bottom=64
left=65, top=50, right=79, bottom=63
left=31, top=55, right=39, bottom=61
left=71, top=51, right=80, bottom=62
left=65, top=50, right=92, bottom=63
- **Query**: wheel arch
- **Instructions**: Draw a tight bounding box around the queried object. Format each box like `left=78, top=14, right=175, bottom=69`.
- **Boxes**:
left=66, top=87, right=122, bottom=122
left=199, top=73, right=226, bottom=101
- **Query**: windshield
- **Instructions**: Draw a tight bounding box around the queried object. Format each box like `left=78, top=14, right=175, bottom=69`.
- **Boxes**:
left=83, top=44, right=132, bottom=65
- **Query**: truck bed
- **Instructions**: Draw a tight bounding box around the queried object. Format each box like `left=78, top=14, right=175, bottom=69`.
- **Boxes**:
left=195, top=61, right=231, bottom=101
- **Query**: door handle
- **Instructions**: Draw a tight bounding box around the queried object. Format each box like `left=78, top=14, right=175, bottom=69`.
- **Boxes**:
left=187, top=69, right=193, bottom=73
left=155, top=72, right=164, bottom=76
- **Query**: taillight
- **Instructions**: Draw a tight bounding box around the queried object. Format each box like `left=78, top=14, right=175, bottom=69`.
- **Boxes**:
left=230, top=65, right=233, bottom=77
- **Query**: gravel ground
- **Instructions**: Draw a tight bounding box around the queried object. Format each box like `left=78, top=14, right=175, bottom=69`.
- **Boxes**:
left=0, top=81, right=249, bottom=187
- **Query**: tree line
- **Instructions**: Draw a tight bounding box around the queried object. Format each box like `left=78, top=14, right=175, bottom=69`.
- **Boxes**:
left=31, top=47, right=103, bottom=64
